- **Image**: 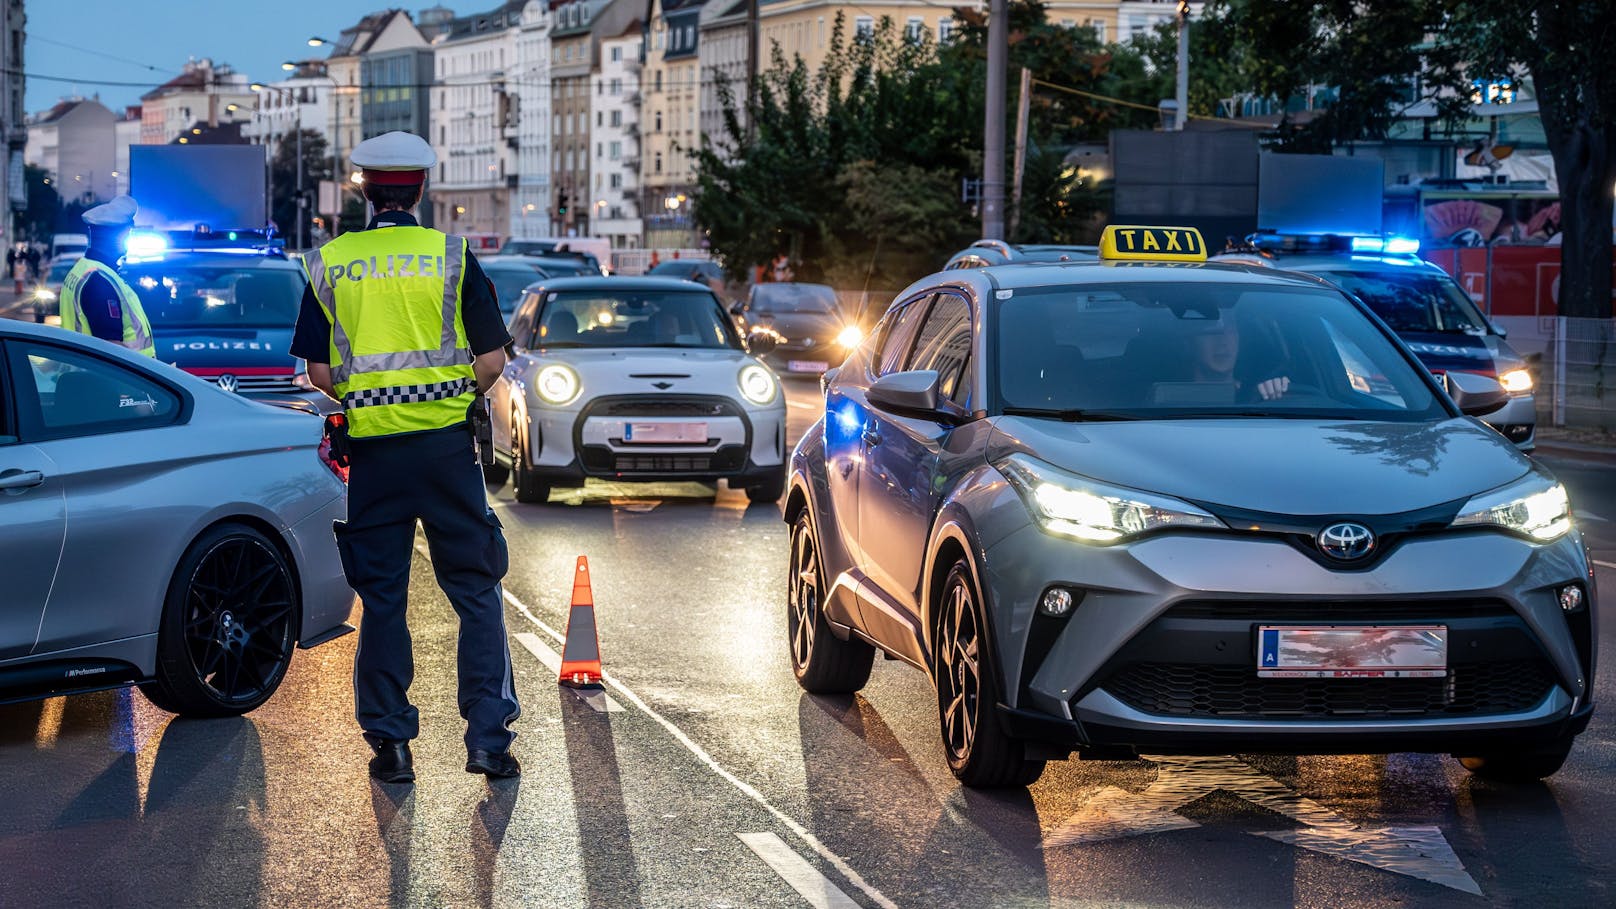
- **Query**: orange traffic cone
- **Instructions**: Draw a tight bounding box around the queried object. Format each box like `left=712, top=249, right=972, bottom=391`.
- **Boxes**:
left=558, top=556, right=603, bottom=688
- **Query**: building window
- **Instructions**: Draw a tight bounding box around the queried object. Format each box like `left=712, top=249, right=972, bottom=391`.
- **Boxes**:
left=1089, top=19, right=1106, bottom=42
left=906, top=17, right=924, bottom=41
left=939, top=19, right=955, bottom=43
left=609, top=141, right=621, bottom=159
left=611, top=46, right=622, bottom=62
left=610, top=172, right=622, bottom=188
left=610, top=78, right=621, bottom=95
left=855, top=16, right=874, bottom=40
left=610, top=110, right=622, bottom=127
left=655, top=71, right=662, bottom=92
left=655, top=110, right=662, bottom=132
left=654, top=151, right=662, bottom=173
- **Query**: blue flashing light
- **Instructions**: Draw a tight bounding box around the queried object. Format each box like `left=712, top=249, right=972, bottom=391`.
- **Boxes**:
left=1350, top=237, right=1385, bottom=253
left=125, top=231, right=169, bottom=259
left=1384, top=236, right=1420, bottom=255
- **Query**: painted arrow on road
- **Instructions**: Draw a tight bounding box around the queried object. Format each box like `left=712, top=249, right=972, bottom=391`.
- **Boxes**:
left=1043, top=755, right=1482, bottom=896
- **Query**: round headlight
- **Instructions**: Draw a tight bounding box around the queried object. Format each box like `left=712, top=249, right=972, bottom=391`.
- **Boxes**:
left=535, top=364, right=581, bottom=405
left=738, top=363, right=777, bottom=405
left=835, top=325, right=863, bottom=348
left=33, top=288, right=55, bottom=301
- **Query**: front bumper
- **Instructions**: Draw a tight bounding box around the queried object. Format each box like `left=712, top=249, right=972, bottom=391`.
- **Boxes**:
left=520, top=393, right=787, bottom=485
left=1482, top=393, right=1536, bottom=449
left=979, top=521, right=1595, bottom=755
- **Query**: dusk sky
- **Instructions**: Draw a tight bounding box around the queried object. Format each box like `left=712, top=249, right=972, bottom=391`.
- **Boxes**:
left=24, top=1, right=486, bottom=114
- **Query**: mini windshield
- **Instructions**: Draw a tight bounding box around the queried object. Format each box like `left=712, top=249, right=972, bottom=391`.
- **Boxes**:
left=996, top=282, right=1446, bottom=421
left=124, top=263, right=304, bottom=329
left=1327, top=270, right=1488, bottom=334
left=536, top=290, right=740, bottom=349
left=751, top=284, right=838, bottom=314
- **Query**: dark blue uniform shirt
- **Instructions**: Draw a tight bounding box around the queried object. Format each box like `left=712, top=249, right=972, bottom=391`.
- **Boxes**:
left=77, top=247, right=128, bottom=343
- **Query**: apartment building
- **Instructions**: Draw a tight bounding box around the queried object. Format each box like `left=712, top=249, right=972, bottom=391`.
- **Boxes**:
left=2, top=0, right=24, bottom=232
left=25, top=98, right=116, bottom=205
left=509, top=0, right=553, bottom=238
left=139, top=59, right=255, bottom=146
left=698, top=0, right=747, bottom=151
left=430, top=1, right=524, bottom=238
left=642, top=0, right=704, bottom=248
left=590, top=22, right=643, bottom=247
left=550, top=0, right=639, bottom=237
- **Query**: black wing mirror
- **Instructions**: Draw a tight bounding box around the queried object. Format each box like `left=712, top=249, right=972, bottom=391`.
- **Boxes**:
left=1445, top=371, right=1509, bottom=417
left=867, top=369, right=968, bottom=424
left=729, top=301, right=746, bottom=315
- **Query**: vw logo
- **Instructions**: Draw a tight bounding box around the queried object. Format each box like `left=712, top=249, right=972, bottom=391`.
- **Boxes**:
left=1318, top=522, right=1375, bottom=561
left=216, top=374, right=239, bottom=393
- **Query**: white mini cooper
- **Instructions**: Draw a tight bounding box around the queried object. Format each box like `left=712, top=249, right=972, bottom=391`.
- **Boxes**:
left=489, top=276, right=789, bottom=504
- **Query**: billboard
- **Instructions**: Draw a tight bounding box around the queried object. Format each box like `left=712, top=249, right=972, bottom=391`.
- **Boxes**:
left=130, top=145, right=267, bottom=230
left=1110, top=130, right=1261, bottom=248
left=1257, top=153, right=1383, bottom=236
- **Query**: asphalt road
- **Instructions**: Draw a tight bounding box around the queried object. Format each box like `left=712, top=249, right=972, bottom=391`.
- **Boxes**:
left=1, top=382, right=1612, bottom=908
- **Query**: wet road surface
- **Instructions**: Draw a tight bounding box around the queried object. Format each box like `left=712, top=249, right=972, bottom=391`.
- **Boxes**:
left=1, top=384, right=1612, bottom=908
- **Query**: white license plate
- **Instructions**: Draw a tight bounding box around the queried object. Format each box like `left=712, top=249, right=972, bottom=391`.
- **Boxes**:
left=1257, top=625, right=1448, bottom=678
left=623, top=422, right=707, bottom=443
left=787, top=359, right=829, bottom=373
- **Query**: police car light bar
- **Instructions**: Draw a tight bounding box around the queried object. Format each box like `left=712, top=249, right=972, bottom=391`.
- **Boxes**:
left=1253, top=232, right=1420, bottom=256
left=125, top=231, right=169, bottom=260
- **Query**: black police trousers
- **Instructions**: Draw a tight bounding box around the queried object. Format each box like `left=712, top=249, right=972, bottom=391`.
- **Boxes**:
left=333, top=424, right=521, bottom=753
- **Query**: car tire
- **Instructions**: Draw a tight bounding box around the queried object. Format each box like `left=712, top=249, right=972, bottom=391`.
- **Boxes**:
left=482, top=462, right=510, bottom=487
left=1455, top=736, right=1576, bottom=782
left=787, top=509, right=874, bottom=693
left=511, top=415, right=550, bottom=504
left=746, top=468, right=788, bottom=504
left=933, top=559, right=1046, bottom=788
left=140, top=523, right=299, bottom=718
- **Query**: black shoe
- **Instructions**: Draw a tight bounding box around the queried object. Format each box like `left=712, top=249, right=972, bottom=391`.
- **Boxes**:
left=465, top=748, right=521, bottom=778
left=368, top=740, right=415, bottom=784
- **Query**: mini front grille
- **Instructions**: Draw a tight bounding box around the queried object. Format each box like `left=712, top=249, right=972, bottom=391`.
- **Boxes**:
left=1102, top=660, right=1555, bottom=720
left=202, top=375, right=301, bottom=393
left=1165, top=600, right=1516, bottom=622
left=590, top=396, right=740, bottom=418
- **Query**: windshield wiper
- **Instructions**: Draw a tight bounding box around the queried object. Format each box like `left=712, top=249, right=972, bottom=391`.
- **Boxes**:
left=1000, top=407, right=1140, bottom=422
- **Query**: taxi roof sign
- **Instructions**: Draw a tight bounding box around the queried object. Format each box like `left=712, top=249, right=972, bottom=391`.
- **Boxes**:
left=1099, top=226, right=1207, bottom=262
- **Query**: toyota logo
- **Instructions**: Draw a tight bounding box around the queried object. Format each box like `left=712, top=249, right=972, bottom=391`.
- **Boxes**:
left=1318, top=522, right=1375, bottom=560
left=217, top=374, right=239, bottom=393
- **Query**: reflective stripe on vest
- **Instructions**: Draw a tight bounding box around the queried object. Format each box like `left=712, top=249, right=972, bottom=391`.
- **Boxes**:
left=59, top=257, right=157, bottom=357
left=303, top=226, right=475, bottom=438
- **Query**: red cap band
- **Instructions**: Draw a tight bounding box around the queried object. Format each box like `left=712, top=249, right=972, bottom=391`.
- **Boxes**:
left=361, top=168, right=427, bottom=186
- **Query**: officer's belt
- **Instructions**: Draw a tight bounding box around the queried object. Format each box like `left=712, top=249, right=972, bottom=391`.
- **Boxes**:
left=342, top=377, right=476, bottom=409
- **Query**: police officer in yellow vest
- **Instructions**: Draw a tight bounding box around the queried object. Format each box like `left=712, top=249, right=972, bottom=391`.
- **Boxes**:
left=290, top=131, right=520, bottom=783
left=58, top=194, right=156, bottom=357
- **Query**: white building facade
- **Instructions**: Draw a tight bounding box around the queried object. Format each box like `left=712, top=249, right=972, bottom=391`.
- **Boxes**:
left=509, top=0, right=552, bottom=239
left=243, top=68, right=333, bottom=155
left=430, top=2, right=524, bottom=239
left=25, top=98, right=117, bottom=205
left=589, top=26, right=643, bottom=247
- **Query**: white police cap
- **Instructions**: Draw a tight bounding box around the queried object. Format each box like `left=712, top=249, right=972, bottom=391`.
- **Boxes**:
left=83, top=194, right=138, bottom=227
left=350, top=131, right=436, bottom=184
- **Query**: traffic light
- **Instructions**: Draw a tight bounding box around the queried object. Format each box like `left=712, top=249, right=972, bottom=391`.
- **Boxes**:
left=557, top=191, right=569, bottom=216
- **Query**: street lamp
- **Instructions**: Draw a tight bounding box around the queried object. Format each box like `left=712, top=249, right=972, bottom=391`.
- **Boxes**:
left=307, top=36, right=331, bottom=48
left=281, top=61, right=297, bottom=72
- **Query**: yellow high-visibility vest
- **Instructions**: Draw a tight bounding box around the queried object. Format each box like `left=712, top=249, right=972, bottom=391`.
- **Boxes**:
left=58, top=257, right=156, bottom=357
left=302, top=226, right=476, bottom=438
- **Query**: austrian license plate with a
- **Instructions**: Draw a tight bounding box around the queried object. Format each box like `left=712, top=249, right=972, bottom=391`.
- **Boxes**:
left=1257, top=625, right=1448, bottom=678
left=787, top=359, right=829, bottom=373
left=623, top=422, right=707, bottom=444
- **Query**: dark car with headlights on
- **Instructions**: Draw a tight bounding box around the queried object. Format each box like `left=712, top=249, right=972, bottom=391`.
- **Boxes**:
left=731, top=282, right=865, bottom=378
left=783, top=225, right=1593, bottom=788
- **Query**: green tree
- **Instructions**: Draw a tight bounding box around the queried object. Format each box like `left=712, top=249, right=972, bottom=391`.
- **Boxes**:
left=1438, top=1, right=1616, bottom=318
left=269, top=129, right=332, bottom=246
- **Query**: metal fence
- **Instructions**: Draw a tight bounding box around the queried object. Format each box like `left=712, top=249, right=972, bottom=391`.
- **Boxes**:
left=1540, top=318, right=1616, bottom=430
left=608, top=248, right=712, bottom=276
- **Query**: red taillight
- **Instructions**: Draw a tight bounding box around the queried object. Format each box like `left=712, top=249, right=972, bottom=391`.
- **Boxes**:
left=320, top=414, right=350, bottom=483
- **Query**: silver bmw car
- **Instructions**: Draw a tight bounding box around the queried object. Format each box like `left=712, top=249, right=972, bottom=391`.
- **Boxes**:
left=784, top=226, right=1595, bottom=788
left=0, top=320, right=352, bottom=716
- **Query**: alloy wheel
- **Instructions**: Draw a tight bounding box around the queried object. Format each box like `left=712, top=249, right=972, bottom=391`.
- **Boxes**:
left=936, top=577, right=981, bottom=760
left=181, top=536, right=296, bottom=705
left=788, top=520, right=819, bottom=670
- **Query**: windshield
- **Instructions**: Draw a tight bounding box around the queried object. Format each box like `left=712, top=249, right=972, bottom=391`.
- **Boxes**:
left=125, top=263, right=304, bottom=329
left=483, top=263, right=542, bottom=315
left=751, top=284, right=838, bottom=314
left=536, top=290, right=740, bottom=350
left=1327, top=269, right=1488, bottom=334
left=501, top=240, right=556, bottom=256
left=996, top=282, right=1446, bottom=421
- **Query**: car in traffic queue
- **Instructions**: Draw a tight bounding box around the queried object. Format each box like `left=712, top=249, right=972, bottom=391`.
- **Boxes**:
left=27, top=258, right=75, bottom=321
left=784, top=225, right=1594, bottom=788
left=121, top=229, right=333, bottom=413
left=0, top=318, right=352, bottom=715
left=484, top=255, right=567, bottom=318
left=1212, top=233, right=1537, bottom=449
left=647, top=257, right=727, bottom=297
left=729, top=282, right=867, bottom=379
left=944, top=238, right=1100, bottom=270
left=489, top=276, right=789, bottom=504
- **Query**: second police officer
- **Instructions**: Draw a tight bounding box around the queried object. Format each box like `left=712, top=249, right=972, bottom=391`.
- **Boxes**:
left=290, top=131, right=521, bottom=784
left=57, top=195, right=156, bottom=356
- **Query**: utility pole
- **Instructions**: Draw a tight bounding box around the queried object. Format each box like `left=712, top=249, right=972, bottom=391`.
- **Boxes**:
left=1010, top=66, right=1031, bottom=238
left=982, top=0, right=1007, bottom=239
left=1174, top=0, right=1190, bottom=131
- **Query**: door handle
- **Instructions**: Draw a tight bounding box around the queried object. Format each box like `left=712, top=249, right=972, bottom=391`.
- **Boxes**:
left=861, top=426, right=881, bottom=447
left=0, top=469, right=45, bottom=492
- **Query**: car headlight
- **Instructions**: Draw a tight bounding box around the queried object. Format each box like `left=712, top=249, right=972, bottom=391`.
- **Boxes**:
left=738, top=363, right=777, bottom=405
left=836, top=325, right=863, bottom=348
left=1451, top=474, right=1571, bottom=541
left=1498, top=368, right=1533, bottom=395
left=997, top=453, right=1223, bottom=543
left=292, top=371, right=316, bottom=390
left=536, top=364, right=581, bottom=405
left=33, top=287, right=55, bottom=301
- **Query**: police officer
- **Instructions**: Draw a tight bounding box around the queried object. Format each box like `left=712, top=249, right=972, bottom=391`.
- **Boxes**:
left=58, top=195, right=156, bottom=356
left=290, top=131, right=521, bottom=783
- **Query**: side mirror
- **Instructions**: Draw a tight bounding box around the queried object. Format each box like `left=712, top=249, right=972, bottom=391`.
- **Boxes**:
left=729, top=301, right=746, bottom=315
left=868, top=369, right=965, bottom=424
left=820, top=366, right=840, bottom=395
left=1445, top=371, right=1509, bottom=417
left=747, top=328, right=778, bottom=356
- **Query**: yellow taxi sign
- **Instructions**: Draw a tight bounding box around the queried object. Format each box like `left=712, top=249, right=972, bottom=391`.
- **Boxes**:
left=1099, top=225, right=1207, bottom=261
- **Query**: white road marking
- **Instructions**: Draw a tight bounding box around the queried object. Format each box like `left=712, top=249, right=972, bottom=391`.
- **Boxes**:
left=499, top=587, right=897, bottom=909
left=1043, top=755, right=1482, bottom=896
left=787, top=400, right=821, bottom=412
left=513, top=632, right=624, bottom=712
left=1593, top=560, right=1616, bottom=571
left=738, top=832, right=862, bottom=909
